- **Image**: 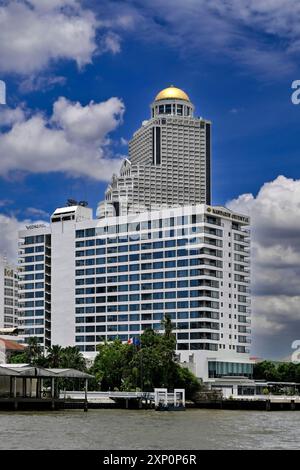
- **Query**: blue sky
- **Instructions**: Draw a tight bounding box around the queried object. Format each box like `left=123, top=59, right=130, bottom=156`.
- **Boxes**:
left=0, top=0, right=299, bottom=218
left=1, top=0, right=300, bottom=359
left=2, top=48, right=299, bottom=218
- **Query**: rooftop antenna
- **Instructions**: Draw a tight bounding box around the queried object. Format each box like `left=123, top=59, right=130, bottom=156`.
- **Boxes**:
left=67, top=198, right=78, bottom=206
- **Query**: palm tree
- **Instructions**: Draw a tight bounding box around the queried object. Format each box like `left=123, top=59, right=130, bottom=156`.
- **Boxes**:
left=47, top=344, right=63, bottom=368
left=61, top=346, right=86, bottom=371
left=161, top=315, right=173, bottom=339
left=25, top=337, right=43, bottom=364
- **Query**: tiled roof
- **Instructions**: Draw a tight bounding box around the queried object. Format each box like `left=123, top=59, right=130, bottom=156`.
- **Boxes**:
left=0, top=338, right=25, bottom=351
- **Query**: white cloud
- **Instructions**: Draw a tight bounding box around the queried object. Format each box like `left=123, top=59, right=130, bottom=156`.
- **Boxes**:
left=52, top=96, right=124, bottom=146
left=2, top=0, right=298, bottom=79
left=228, top=175, right=300, bottom=357
left=0, top=107, right=26, bottom=126
left=120, top=137, right=128, bottom=146
left=100, top=32, right=122, bottom=55
left=0, top=213, right=46, bottom=263
left=0, top=96, right=125, bottom=180
left=25, top=207, right=50, bottom=219
left=107, top=0, right=300, bottom=77
left=19, top=75, right=67, bottom=94
left=0, top=0, right=117, bottom=76
left=28, top=0, right=77, bottom=11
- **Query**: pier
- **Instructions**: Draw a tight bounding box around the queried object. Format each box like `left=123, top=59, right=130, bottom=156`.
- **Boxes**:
left=60, top=389, right=186, bottom=410
left=0, top=364, right=93, bottom=411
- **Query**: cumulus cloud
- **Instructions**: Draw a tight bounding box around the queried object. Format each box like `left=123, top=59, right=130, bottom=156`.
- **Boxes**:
left=0, top=0, right=122, bottom=76
left=0, top=107, right=26, bottom=126
left=0, top=96, right=125, bottom=180
left=105, top=0, right=300, bottom=77
left=0, top=213, right=47, bottom=263
left=228, top=175, right=300, bottom=358
left=52, top=96, right=124, bottom=146
left=2, top=0, right=299, bottom=79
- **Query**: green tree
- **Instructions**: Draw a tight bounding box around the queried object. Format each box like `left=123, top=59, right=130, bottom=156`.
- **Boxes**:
left=60, top=346, right=86, bottom=371
left=10, top=337, right=45, bottom=365
left=253, top=361, right=280, bottom=381
left=161, top=315, right=173, bottom=339
left=26, top=337, right=44, bottom=364
left=277, top=362, right=297, bottom=382
left=172, top=365, right=201, bottom=396
left=10, top=352, right=28, bottom=364
left=91, top=339, right=134, bottom=390
left=47, top=344, right=63, bottom=368
left=90, top=317, right=201, bottom=398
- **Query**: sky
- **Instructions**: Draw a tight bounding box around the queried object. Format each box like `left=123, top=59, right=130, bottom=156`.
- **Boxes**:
left=0, top=0, right=300, bottom=360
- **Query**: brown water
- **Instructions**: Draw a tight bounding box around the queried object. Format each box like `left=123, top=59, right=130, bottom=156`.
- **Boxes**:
left=0, top=409, right=299, bottom=450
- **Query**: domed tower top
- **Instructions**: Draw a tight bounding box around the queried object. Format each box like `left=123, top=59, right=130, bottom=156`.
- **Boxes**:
left=151, top=85, right=194, bottom=118
left=155, top=85, right=190, bottom=102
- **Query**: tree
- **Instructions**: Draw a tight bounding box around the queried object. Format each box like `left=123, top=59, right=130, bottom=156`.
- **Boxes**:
left=90, top=339, right=134, bottom=390
left=26, top=337, right=44, bottom=364
left=10, top=337, right=45, bottom=365
left=10, top=352, right=28, bottom=364
left=161, top=315, right=173, bottom=339
left=47, top=344, right=63, bottom=368
left=253, top=360, right=300, bottom=384
left=48, top=346, right=87, bottom=392
left=253, top=361, right=280, bottom=381
left=277, top=362, right=297, bottom=382
left=90, top=317, right=201, bottom=398
left=173, top=365, right=201, bottom=396
left=60, top=346, right=86, bottom=371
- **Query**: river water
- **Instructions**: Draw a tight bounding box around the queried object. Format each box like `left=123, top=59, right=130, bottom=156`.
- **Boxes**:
left=0, top=409, right=299, bottom=450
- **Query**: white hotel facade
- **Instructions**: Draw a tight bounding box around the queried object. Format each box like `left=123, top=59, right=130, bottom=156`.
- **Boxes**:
left=18, top=87, right=253, bottom=380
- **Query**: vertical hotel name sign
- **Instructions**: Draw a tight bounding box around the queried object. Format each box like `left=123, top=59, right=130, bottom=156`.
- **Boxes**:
left=0, top=80, right=6, bottom=105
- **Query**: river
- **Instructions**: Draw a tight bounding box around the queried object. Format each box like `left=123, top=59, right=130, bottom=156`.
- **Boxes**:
left=0, top=409, right=299, bottom=450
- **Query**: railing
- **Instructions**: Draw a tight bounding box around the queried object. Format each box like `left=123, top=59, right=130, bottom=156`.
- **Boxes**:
left=59, top=390, right=185, bottom=404
left=60, top=391, right=155, bottom=400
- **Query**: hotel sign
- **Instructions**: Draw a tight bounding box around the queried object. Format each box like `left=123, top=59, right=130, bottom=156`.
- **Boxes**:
left=206, top=206, right=250, bottom=224
left=26, top=223, right=47, bottom=230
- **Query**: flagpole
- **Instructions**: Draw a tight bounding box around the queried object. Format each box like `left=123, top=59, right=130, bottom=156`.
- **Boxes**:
left=140, top=341, right=143, bottom=392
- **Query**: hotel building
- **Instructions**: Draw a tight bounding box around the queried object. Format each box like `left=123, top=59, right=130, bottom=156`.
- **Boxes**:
left=18, top=87, right=253, bottom=380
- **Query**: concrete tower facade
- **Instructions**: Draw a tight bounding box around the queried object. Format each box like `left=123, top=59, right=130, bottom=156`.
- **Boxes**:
left=97, top=86, right=211, bottom=218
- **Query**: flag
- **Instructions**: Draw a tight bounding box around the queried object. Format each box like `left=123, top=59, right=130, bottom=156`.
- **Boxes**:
left=128, top=337, right=140, bottom=346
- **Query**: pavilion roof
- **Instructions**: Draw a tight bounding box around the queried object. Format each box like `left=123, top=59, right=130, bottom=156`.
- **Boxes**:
left=0, top=364, right=93, bottom=379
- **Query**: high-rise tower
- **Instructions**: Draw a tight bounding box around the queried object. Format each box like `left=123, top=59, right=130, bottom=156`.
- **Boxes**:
left=97, top=86, right=211, bottom=218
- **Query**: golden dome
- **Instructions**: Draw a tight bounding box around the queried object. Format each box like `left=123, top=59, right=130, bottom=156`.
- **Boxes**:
left=155, top=85, right=190, bottom=102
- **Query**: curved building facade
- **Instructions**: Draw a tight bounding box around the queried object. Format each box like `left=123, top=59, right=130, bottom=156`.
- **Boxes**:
left=97, top=86, right=211, bottom=218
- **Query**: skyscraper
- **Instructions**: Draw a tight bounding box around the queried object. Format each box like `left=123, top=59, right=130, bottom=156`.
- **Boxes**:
left=97, top=86, right=211, bottom=218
